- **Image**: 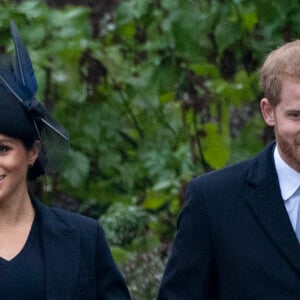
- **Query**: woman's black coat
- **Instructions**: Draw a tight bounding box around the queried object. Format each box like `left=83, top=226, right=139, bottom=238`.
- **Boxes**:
left=32, top=196, right=131, bottom=300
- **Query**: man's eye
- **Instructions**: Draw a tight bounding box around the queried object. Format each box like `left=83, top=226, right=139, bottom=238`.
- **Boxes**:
left=288, top=112, right=300, bottom=118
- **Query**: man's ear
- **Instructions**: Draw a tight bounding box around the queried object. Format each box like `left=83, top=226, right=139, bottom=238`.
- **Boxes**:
left=260, top=98, right=275, bottom=126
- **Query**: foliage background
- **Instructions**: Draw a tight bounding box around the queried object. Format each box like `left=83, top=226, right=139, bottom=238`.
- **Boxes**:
left=1, top=0, right=299, bottom=298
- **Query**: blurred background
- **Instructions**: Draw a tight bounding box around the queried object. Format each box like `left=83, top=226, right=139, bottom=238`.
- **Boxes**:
left=1, top=0, right=299, bottom=298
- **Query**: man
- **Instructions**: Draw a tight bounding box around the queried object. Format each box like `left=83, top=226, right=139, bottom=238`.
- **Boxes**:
left=157, top=41, right=300, bottom=299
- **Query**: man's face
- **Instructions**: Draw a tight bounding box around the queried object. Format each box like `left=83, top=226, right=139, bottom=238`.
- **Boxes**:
left=261, top=77, right=300, bottom=172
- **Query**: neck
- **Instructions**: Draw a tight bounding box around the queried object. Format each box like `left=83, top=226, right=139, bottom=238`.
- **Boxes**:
left=0, top=191, right=34, bottom=229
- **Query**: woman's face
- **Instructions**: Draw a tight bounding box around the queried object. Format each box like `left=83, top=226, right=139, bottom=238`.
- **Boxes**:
left=0, top=134, right=40, bottom=204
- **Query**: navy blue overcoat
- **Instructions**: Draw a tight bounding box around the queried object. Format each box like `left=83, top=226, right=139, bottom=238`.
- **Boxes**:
left=32, top=197, right=131, bottom=300
left=158, top=142, right=300, bottom=299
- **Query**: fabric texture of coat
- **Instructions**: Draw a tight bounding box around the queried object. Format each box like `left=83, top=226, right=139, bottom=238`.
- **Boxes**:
left=31, top=196, right=131, bottom=300
left=157, top=141, right=300, bottom=299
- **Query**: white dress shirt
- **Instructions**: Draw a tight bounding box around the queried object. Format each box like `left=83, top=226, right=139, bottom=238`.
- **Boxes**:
left=273, top=145, right=300, bottom=231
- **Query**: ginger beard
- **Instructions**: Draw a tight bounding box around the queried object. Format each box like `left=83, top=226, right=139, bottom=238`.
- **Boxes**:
left=275, top=126, right=300, bottom=172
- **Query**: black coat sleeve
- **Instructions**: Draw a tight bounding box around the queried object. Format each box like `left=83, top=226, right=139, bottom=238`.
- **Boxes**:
left=157, top=178, right=216, bottom=299
left=95, top=224, right=131, bottom=299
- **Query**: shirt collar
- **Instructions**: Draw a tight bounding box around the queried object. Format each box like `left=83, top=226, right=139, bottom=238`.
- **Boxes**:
left=273, top=145, right=300, bottom=200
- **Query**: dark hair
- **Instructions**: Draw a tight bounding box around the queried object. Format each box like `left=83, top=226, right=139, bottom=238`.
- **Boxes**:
left=0, top=85, right=44, bottom=180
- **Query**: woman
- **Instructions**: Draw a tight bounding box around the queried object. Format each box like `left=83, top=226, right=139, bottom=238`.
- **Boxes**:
left=0, top=22, right=131, bottom=299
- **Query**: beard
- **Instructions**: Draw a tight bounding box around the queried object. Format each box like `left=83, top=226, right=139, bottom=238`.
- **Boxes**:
left=276, top=130, right=300, bottom=172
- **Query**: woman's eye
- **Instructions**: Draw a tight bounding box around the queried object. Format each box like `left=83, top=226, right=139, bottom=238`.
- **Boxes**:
left=0, top=146, right=10, bottom=153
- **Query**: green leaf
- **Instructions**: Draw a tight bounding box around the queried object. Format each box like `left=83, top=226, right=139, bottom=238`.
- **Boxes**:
left=229, top=113, right=265, bottom=164
left=143, top=190, right=168, bottom=210
left=110, top=246, right=134, bottom=265
left=62, top=149, right=90, bottom=187
left=130, top=233, right=161, bottom=251
left=150, top=57, right=180, bottom=94
left=190, top=63, right=220, bottom=78
left=119, top=22, right=136, bottom=40
left=16, top=0, right=45, bottom=19
left=172, top=8, right=212, bottom=61
left=115, top=0, right=149, bottom=25
left=161, top=0, right=179, bottom=10
left=159, top=92, right=175, bottom=103
left=241, top=10, right=258, bottom=31
left=202, top=123, right=230, bottom=169
left=207, top=70, right=256, bottom=106
left=214, top=18, right=242, bottom=55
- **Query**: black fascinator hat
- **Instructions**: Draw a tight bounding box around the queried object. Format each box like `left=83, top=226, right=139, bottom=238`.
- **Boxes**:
left=0, top=21, right=69, bottom=180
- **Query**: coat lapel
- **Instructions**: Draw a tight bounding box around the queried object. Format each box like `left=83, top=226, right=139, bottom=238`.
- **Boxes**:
left=246, top=142, right=300, bottom=275
left=32, top=198, right=80, bottom=300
